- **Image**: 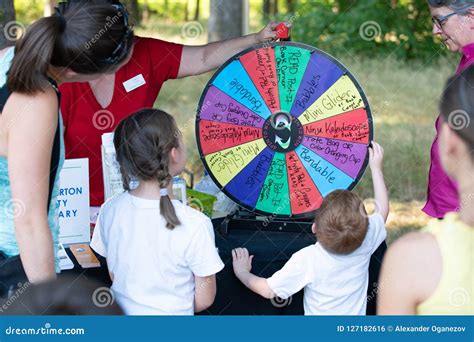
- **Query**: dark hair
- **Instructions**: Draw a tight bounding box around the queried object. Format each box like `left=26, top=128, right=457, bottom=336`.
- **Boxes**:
left=7, top=0, right=134, bottom=94
left=114, top=109, right=182, bottom=229
left=428, top=0, right=474, bottom=10
left=314, top=190, right=368, bottom=255
left=439, top=65, right=474, bottom=155
left=3, top=276, right=123, bottom=315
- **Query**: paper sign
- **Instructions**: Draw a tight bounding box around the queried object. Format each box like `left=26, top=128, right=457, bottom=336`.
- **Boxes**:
left=58, top=158, right=90, bottom=244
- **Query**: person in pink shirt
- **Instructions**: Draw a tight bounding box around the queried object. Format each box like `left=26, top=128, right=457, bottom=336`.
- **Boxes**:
left=424, top=0, right=474, bottom=218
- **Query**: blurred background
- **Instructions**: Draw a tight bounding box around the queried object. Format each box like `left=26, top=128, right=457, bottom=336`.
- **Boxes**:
left=0, top=0, right=461, bottom=241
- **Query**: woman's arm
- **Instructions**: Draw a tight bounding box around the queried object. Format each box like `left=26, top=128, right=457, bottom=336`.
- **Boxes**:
left=194, top=274, right=217, bottom=312
left=5, top=89, right=59, bottom=283
left=377, top=232, right=441, bottom=315
left=177, top=22, right=280, bottom=78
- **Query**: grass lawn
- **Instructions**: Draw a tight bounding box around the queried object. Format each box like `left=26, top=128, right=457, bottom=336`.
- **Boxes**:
left=136, top=20, right=457, bottom=245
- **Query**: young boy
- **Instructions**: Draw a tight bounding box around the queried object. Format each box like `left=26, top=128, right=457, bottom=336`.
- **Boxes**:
left=232, top=142, right=388, bottom=315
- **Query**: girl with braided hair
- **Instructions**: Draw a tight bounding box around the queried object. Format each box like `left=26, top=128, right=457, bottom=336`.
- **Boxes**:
left=90, top=109, right=224, bottom=315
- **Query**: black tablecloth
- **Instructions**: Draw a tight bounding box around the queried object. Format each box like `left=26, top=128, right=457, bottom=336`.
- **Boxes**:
left=63, top=218, right=386, bottom=315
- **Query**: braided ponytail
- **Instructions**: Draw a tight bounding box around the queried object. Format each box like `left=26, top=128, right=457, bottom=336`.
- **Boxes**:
left=114, top=109, right=182, bottom=229
left=156, top=155, right=181, bottom=229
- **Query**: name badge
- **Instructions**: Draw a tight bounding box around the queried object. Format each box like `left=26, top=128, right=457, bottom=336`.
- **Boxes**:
left=123, top=74, right=146, bottom=92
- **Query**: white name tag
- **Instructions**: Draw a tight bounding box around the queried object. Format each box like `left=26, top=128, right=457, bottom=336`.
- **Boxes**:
left=123, top=74, right=146, bottom=92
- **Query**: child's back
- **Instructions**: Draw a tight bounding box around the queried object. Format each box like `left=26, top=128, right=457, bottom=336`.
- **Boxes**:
left=92, top=190, right=223, bottom=315
left=91, top=109, right=224, bottom=315
left=268, top=212, right=386, bottom=315
left=232, top=142, right=388, bottom=315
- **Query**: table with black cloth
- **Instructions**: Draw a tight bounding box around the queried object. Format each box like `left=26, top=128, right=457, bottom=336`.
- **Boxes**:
left=62, top=217, right=386, bottom=315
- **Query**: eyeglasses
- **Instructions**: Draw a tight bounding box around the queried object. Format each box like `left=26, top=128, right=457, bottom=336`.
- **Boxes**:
left=432, top=10, right=468, bottom=29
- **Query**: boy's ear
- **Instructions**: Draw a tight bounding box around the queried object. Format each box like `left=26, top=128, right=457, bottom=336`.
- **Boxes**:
left=311, top=223, right=317, bottom=234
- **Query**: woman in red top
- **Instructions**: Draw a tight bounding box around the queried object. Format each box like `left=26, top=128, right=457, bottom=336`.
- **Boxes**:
left=60, top=5, right=282, bottom=206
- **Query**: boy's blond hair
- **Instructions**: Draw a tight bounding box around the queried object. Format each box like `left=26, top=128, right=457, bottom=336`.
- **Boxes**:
left=314, top=190, right=368, bottom=255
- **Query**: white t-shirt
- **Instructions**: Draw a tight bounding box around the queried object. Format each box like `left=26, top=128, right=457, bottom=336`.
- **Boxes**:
left=267, top=213, right=386, bottom=315
left=90, top=192, right=224, bottom=315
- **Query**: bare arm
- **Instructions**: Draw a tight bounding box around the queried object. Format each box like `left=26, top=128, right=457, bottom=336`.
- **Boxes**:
left=369, top=142, right=389, bottom=222
left=5, top=90, right=58, bottom=283
left=178, top=22, right=280, bottom=78
left=194, top=274, right=217, bottom=312
left=232, top=248, right=275, bottom=299
left=377, top=232, right=441, bottom=315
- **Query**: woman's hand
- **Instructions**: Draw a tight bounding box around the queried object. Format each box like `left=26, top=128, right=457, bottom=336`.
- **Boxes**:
left=255, top=22, right=291, bottom=43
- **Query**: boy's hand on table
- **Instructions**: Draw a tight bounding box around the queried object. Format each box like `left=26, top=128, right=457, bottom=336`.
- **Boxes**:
left=232, top=248, right=254, bottom=275
left=231, top=248, right=275, bottom=299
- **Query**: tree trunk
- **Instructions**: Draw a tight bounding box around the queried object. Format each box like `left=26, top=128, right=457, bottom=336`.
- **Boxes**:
left=286, top=0, right=295, bottom=13
left=338, top=0, right=355, bottom=12
left=263, top=0, right=270, bottom=19
left=272, top=0, right=278, bottom=15
left=126, top=0, right=140, bottom=25
left=208, top=0, right=243, bottom=42
left=184, top=0, right=189, bottom=21
left=0, top=0, right=16, bottom=49
left=194, top=0, right=200, bottom=21
left=142, top=0, right=149, bottom=23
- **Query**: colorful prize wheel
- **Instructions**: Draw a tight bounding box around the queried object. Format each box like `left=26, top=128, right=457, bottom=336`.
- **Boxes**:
left=196, top=42, right=373, bottom=219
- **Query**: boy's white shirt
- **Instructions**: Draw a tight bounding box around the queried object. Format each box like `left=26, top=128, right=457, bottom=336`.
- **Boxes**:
left=90, top=192, right=224, bottom=315
left=267, top=213, right=387, bottom=315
